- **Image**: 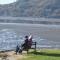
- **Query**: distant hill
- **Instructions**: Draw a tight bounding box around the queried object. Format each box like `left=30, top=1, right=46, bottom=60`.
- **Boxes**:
left=0, top=0, right=60, bottom=18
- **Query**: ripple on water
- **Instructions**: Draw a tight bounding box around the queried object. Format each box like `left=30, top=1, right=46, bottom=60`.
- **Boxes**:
left=0, top=29, right=60, bottom=51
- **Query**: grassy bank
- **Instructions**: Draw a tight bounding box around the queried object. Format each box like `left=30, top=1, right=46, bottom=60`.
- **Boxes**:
left=21, top=49, right=60, bottom=60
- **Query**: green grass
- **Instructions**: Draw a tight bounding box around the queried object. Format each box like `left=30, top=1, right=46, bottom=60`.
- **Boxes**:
left=21, top=49, right=60, bottom=60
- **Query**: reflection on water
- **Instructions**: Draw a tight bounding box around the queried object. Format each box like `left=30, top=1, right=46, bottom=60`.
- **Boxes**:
left=0, top=29, right=60, bottom=51
left=0, top=29, right=23, bottom=51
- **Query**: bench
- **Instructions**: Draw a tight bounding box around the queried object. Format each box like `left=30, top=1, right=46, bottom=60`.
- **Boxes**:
left=31, top=42, right=37, bottom=52
left=21, top=41, right=37, bottom=54
left=15, top=41, right=37, bottom=54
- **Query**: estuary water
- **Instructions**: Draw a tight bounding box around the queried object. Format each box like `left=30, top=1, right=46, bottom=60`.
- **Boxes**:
left=0, top=23, right=60, bottom=51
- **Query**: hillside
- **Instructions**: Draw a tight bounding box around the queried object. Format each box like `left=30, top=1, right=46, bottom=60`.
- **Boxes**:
left=0, top=0, right=60, bottom=18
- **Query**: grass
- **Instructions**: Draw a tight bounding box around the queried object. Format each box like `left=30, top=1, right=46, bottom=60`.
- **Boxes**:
left=20, top=49, right=60, bottom=60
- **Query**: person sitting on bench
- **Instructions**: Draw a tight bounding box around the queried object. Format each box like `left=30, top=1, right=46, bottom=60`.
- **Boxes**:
left=22, top=35, right=29, bottom=50
left=19, top=35, right=33, bottom=53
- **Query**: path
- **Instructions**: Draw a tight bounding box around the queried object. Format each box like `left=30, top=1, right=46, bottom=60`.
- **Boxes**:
left=0, top=51, right=27, bottom=60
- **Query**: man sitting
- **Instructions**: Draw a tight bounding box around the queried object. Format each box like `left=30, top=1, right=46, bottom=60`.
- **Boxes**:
left=17, top=35, right=33, bottom=54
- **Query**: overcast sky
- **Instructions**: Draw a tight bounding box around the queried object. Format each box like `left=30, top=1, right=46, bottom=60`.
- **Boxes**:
left=0, top=0, right=17, bottom=4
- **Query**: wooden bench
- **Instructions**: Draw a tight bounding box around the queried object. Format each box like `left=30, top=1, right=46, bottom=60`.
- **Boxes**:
left=25, top=41, right=37, bottom=53
left=31, top=42, right=37, bottom=52
left=15, top=41, right=37, bottom=54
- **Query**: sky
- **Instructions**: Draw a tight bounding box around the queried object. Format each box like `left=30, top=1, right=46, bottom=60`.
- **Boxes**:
left=0, top=0, right=17, bottom=4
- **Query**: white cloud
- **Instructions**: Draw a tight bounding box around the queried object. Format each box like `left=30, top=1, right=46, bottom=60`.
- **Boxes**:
left=0, top=0, right=17, bottom=4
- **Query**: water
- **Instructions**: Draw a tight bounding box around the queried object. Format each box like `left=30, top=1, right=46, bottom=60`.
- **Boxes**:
left=0, top=29, right=59, bottom=51
left=0, top=23, right=60, bottom=51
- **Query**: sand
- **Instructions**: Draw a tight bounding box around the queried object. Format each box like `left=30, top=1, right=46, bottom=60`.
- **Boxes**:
left=0, top=51, right=27, bottom=60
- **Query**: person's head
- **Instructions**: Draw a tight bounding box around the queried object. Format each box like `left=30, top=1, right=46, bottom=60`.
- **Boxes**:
left=25, top=35, right=28, bottom=39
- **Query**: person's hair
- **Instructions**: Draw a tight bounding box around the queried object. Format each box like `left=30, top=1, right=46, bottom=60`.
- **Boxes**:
left=25, top=36, right=28, bottom=38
